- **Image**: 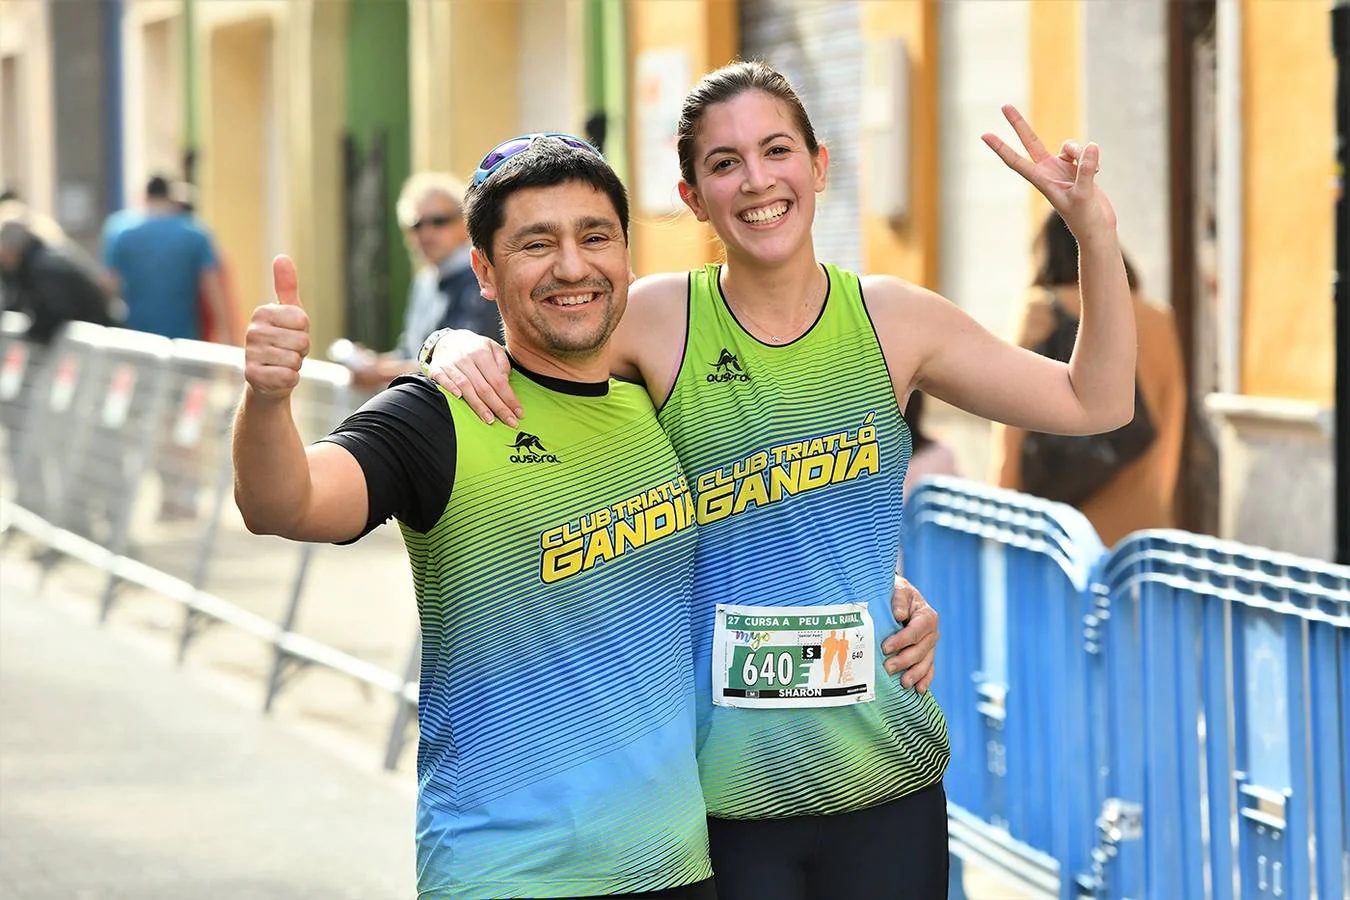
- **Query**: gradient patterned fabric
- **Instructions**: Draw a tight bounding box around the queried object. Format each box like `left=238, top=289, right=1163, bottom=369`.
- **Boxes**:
left=402, top=374, right=711, bottom=899
left=658, top=263, right=951, bottom=819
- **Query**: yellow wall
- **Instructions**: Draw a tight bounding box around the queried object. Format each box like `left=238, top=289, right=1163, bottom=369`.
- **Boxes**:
left=1026, top=0, right=1081, bottom=235
left=0, top=0, right=55, bottom=216
left=195, top=0, right=346, bottom=348
left=626, top=0, right=738, bottom=277
left=859, top=0, right=938, bottom=286
left=1240, top=0, right=1335, bottom=402
left=204, top=16, right=271, bottom=345
left=410, top=0, right=520, bottom=180
left=448, top=2, right=520, bottom=178
left=291, top=0, right=348, bottom=351
left=409, top=0, right=453, bottom=173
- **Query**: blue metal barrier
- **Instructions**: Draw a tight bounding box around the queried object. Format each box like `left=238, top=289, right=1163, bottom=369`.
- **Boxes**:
left=1096, top=532, right=1350, bottom=900
left=902, top=478, right=1350, bottom=900
left=903, top=477, right=1106, bottom=897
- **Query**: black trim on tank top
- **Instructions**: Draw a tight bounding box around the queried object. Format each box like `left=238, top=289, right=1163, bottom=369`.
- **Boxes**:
left=714, top=262, right=832, bottom=348
left=855, top=273, right=911, bottom=424
left=651, top=270, right=694, bottom=416
left=507, top=353, right=609, bottom=397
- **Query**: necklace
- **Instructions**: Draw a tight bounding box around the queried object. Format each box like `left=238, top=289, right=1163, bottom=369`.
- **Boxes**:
left=724, top=276, right=824, bottom=344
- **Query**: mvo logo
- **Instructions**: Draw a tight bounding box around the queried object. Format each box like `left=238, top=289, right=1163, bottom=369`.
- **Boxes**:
left=509, top=432, right=560, bottom=464
left=708, top=348, right=750, bottom=383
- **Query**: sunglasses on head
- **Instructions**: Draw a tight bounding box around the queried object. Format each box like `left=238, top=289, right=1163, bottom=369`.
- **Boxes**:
left=471, top=133, right=602, bottom=187
left=410, top=213, right=457, bottom=232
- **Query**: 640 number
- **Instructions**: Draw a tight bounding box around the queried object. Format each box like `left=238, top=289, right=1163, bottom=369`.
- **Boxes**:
left=740, top=650, right=795, bottom=686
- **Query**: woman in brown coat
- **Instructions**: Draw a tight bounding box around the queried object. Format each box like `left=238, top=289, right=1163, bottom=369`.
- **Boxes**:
left=995, top=211, right=1187, bottom=547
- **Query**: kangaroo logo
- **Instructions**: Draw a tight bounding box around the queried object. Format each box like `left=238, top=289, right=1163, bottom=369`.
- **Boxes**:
left=713, top=349, right=741, bottom=371
left=509, top=432, right=559, bottom=464
left=511, top=433, right=547, bottom=453
left=708, top=348, right=750, bottom=383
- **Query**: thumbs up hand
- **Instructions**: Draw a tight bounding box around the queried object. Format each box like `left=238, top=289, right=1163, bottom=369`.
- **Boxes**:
left=245, top=255, right=311, bottom=398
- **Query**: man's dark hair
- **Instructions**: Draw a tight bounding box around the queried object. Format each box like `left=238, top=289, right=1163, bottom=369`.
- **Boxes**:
left=146, top=175, right=172, bottom=199
left=464, top=139, right=628, bottom=264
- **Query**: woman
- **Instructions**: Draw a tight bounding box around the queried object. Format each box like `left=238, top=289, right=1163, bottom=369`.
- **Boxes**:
left=429, top=61, right=1134, bottom=898
left=996, top=211, right=1186, bottom=546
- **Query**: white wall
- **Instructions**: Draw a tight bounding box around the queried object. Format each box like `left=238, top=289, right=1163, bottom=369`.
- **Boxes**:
left=937, top=0, right=1032, bottom=337
left=1083, top=0, right=1171, bottom=305
left=934, top=0, right=1033, bottom=483
left=517, top=0, right=585, bottom=135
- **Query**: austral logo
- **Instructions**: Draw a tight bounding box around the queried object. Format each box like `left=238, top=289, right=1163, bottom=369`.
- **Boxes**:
left=708, top=348, right=750, bottom=383
left=509, top=432, right=560, bottom=464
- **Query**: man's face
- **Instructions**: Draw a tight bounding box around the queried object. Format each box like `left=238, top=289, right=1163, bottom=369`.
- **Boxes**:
left=471, top=181, right=629, bottom=361
left=409, top=192, right=467, bottom=265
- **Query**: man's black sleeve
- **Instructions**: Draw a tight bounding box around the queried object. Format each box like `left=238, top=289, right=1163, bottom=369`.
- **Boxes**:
left=319, top=374, right=456, bottom=540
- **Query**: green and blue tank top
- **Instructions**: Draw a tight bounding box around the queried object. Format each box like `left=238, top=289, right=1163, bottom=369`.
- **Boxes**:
left=657, top=262, right=950, bottom=819
left=403, top=372, right=710, bottom=898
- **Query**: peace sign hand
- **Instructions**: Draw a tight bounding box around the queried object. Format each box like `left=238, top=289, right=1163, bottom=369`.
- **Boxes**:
left=982, top=105, right=1117, bottom=244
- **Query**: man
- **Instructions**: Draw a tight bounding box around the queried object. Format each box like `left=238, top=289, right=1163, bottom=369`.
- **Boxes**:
left=169, top=179, right=238, bottom=345
left=0, top=219, right=116, bottom=520
left=343, top=172, right=501, bottom=389
left=101, top=175, right=237, bottom=345
left=0, top=220, right=114, bottom=345
left=234, top=137, right=715, bottom=899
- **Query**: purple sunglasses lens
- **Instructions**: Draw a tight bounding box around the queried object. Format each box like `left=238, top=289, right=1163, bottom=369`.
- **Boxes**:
left=479, top=137, right=536, bottom=173
left=472, top=134, right=601, bottom=185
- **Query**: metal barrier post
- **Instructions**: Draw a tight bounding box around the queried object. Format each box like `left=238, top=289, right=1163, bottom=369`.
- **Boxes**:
left=903, top=478, right=1104, bottom=898
left=384, top=631, right=422, bottom=771
left=91, top=328, right=177, bottom=620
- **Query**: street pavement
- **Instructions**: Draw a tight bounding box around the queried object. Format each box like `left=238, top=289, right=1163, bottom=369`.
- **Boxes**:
left=0, top=513, right=1035, bottom=900
left=0, top=557, right=417, bottom=899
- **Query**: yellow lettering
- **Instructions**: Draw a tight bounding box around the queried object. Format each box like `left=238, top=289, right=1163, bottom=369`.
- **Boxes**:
left=845, top=441, right=881, bottom=479
left=582, top=526, right=616, bottom=570
left=697, top=468, right=734, bottom=494
left=732, top=472, right=770, bottom=514
left=541, top=538, right=584, bottom=583
left=799, top=453, right=833, bottom=491
left=644, top=501, right=677, bottom=541
left=614, top=515, right=645, bottom=554
left=831, top=449, right=851, bottom=483
left=698, top=482, right=735, bottom=524
left=769, top=463, right=800, bottom=502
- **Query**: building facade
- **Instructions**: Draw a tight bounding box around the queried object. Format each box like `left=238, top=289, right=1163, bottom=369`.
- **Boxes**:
left=1, top=0, right=1338, bottom=558
left=621, top=0, right=1340, bottom=560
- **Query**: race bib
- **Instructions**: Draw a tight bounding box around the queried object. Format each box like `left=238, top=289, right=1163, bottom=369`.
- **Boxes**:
left=712, top=603, right=875, bottom=709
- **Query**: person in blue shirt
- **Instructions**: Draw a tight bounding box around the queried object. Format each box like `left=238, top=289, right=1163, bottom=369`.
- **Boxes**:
left=101, top=175, right=236, bottom=344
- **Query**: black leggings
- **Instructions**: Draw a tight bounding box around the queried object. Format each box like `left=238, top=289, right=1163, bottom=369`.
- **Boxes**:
left=707, top=782, right=949, bottom=900
left=523, top=878, right=718, bottom=900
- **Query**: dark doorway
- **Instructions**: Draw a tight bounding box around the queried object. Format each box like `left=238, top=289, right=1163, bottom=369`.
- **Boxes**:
left=1168, top=0, right=1221, bottom=536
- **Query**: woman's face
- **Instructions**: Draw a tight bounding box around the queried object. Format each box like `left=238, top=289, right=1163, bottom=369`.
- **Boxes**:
left=678, top=90, right=828, bottom=268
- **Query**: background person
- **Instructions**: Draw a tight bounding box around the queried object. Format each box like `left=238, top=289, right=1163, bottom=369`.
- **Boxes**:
left=100, top=174, right=237, bottom=345
left=337, top=172, right=501, bottom=390
left=995, top=211, right=1186, bottom=546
